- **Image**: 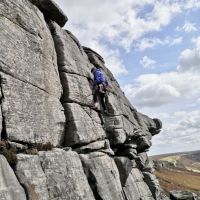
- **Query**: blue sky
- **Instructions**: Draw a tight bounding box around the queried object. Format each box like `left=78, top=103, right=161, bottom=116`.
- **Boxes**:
left=56, top=0, right=200, bottom=155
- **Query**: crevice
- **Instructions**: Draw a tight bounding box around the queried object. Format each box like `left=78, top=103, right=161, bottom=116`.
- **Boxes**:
left=1, top=117, right=7, bottom=140
left=81, top=160, right=104, bottom=200
left=71, top=138, right=107, bottom=150
left=121, top=190, right=128, bottom=200
left=0, top=76, right=7, bottom=140
left=12, top=161, right=29, bottom=200
left=18, top=182, right=29, bottom=200
left=59, top=69, right=92, bottom=81
left=87, top=170, right=103, bottom=200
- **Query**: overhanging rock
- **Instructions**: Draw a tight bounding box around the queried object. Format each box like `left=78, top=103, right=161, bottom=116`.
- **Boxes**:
left=30, top=0, right=68, bottom=27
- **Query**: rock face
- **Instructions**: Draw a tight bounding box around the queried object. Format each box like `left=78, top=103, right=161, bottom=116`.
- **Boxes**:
left=0, top=155, right=26, bottom=200
left=16, top=149, right=95, bottom=200
left=0, top=0, right=166, bottom=200
left=0, top=0, right=65, bottom=145
left=169, top=190, right=198, bottom=200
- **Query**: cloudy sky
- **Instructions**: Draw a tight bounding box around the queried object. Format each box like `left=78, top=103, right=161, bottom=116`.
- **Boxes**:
left=56, top=0, right=200, bottom=155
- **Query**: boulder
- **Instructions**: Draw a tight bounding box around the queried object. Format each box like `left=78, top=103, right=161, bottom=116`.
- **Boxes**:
left=80, top=152, right=124, bottom=200
left=15, top=154, right=49, bottom=200
left=169, top=190, right=198, bottom=200
left=60, top=72, right=93, bottom=105
left=114, top=156, right=134, bottom=186
left=0, top=155, right=26, bottom=200
left=74, top=139, right=112, bottom=154
left=122, top=168, right=153, bottom=200
left=136, top=152, right=149, bottom=170
left=0, top=73, right=65, bottom=145
left=143, top=172, right=161, bottom=200
left=83, top=47, right=105, bottom=65
left=137, top=134, right=152, bottom=152
left=39, top=149, right=95, bottom=200
left=31, top=0, right=68, bottom=27
left=16, top=149, right=95, bottom=200
left=63, top=103, right=106, bottom=146
left=48, top=22, right=91, bottom=78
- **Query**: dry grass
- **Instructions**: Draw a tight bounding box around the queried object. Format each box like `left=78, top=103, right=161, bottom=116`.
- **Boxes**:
left=155, top=168, right=200, bottom=195
left=26, top=142, right=54, bottom=155
left=0, top=140, right=17, bottom=168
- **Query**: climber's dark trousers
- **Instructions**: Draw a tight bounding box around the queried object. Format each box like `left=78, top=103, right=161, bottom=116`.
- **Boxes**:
left=93, top=90, right=107, bottom=112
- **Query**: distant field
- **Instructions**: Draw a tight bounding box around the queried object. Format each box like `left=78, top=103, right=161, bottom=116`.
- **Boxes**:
left=152, top=150, right=200, bottom=172
left=155, top=168, right=200, bottom=194
left=152, top=150, right=200, bottom=196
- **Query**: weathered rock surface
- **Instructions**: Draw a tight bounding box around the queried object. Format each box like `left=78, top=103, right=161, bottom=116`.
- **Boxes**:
left=143, top=172, right=161, bottom=200
left=15, top=154, right=49, bottom=200
left=169, top=190, right=198, bottom=200
left=80, top=152, right=124, bottom=200
left=123, top=168, right=154, bottom=200
left=16, top=149, right=95, bottom=200
left=30, top=0, right=68, bottom=27
left=0, top=0, right=65, bottom=145
left=114, top=156, right=134, bottom=186
left=63, top=103, right=106, bottom=146
left=0, top=0, right=165, bottom=199
left=0, top=155, right=27, bottom=200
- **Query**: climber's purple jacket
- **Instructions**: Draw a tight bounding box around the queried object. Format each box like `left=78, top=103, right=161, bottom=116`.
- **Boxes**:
left=92, top=68, right=109, bottom=88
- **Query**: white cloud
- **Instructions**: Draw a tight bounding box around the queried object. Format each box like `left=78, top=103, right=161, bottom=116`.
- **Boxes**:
left=139, top=56, right=156, bottom=69
left=169, top=37, right=183, bottom=46
left=184, top=0, right=200, bottom=9
left=178, top=36, right=200, bottom=72
left=124, top=36, right=200, bottom=108
left=118, top=1, right=182, bottom=51
left=176, top=21, right=197, bottom=32
left=136, top=38, right=165, bottom=51
left=150, top=109, right=200, bottom=155
left=123, top=71, right=200, bottom=107
left=136, top=36, right=183, bottom=51
left=87, top=41, right=128, bottom=77
left=56, top=1, right=183, bottom=51
left=55, top=0, right=200, bottom=78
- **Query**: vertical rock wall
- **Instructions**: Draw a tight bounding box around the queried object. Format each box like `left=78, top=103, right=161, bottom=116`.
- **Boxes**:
left=0, top=0, right=65, bottom=145
left=0, top=0, right=168, bottom=200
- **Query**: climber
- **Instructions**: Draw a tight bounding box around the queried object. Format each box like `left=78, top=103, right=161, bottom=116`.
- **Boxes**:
left=91, top=67, right=109, bottom=114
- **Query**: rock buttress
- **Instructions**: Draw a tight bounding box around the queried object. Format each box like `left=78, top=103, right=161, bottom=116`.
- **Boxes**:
left=0, top=0, right=65, bottom=145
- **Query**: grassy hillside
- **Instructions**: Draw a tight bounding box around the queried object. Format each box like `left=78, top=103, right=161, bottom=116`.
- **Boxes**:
left=152, top=150, right=200, bottom=172
left=155, top=168, right=200, bottom=195
left=151, top=150, right=200, bottom=196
